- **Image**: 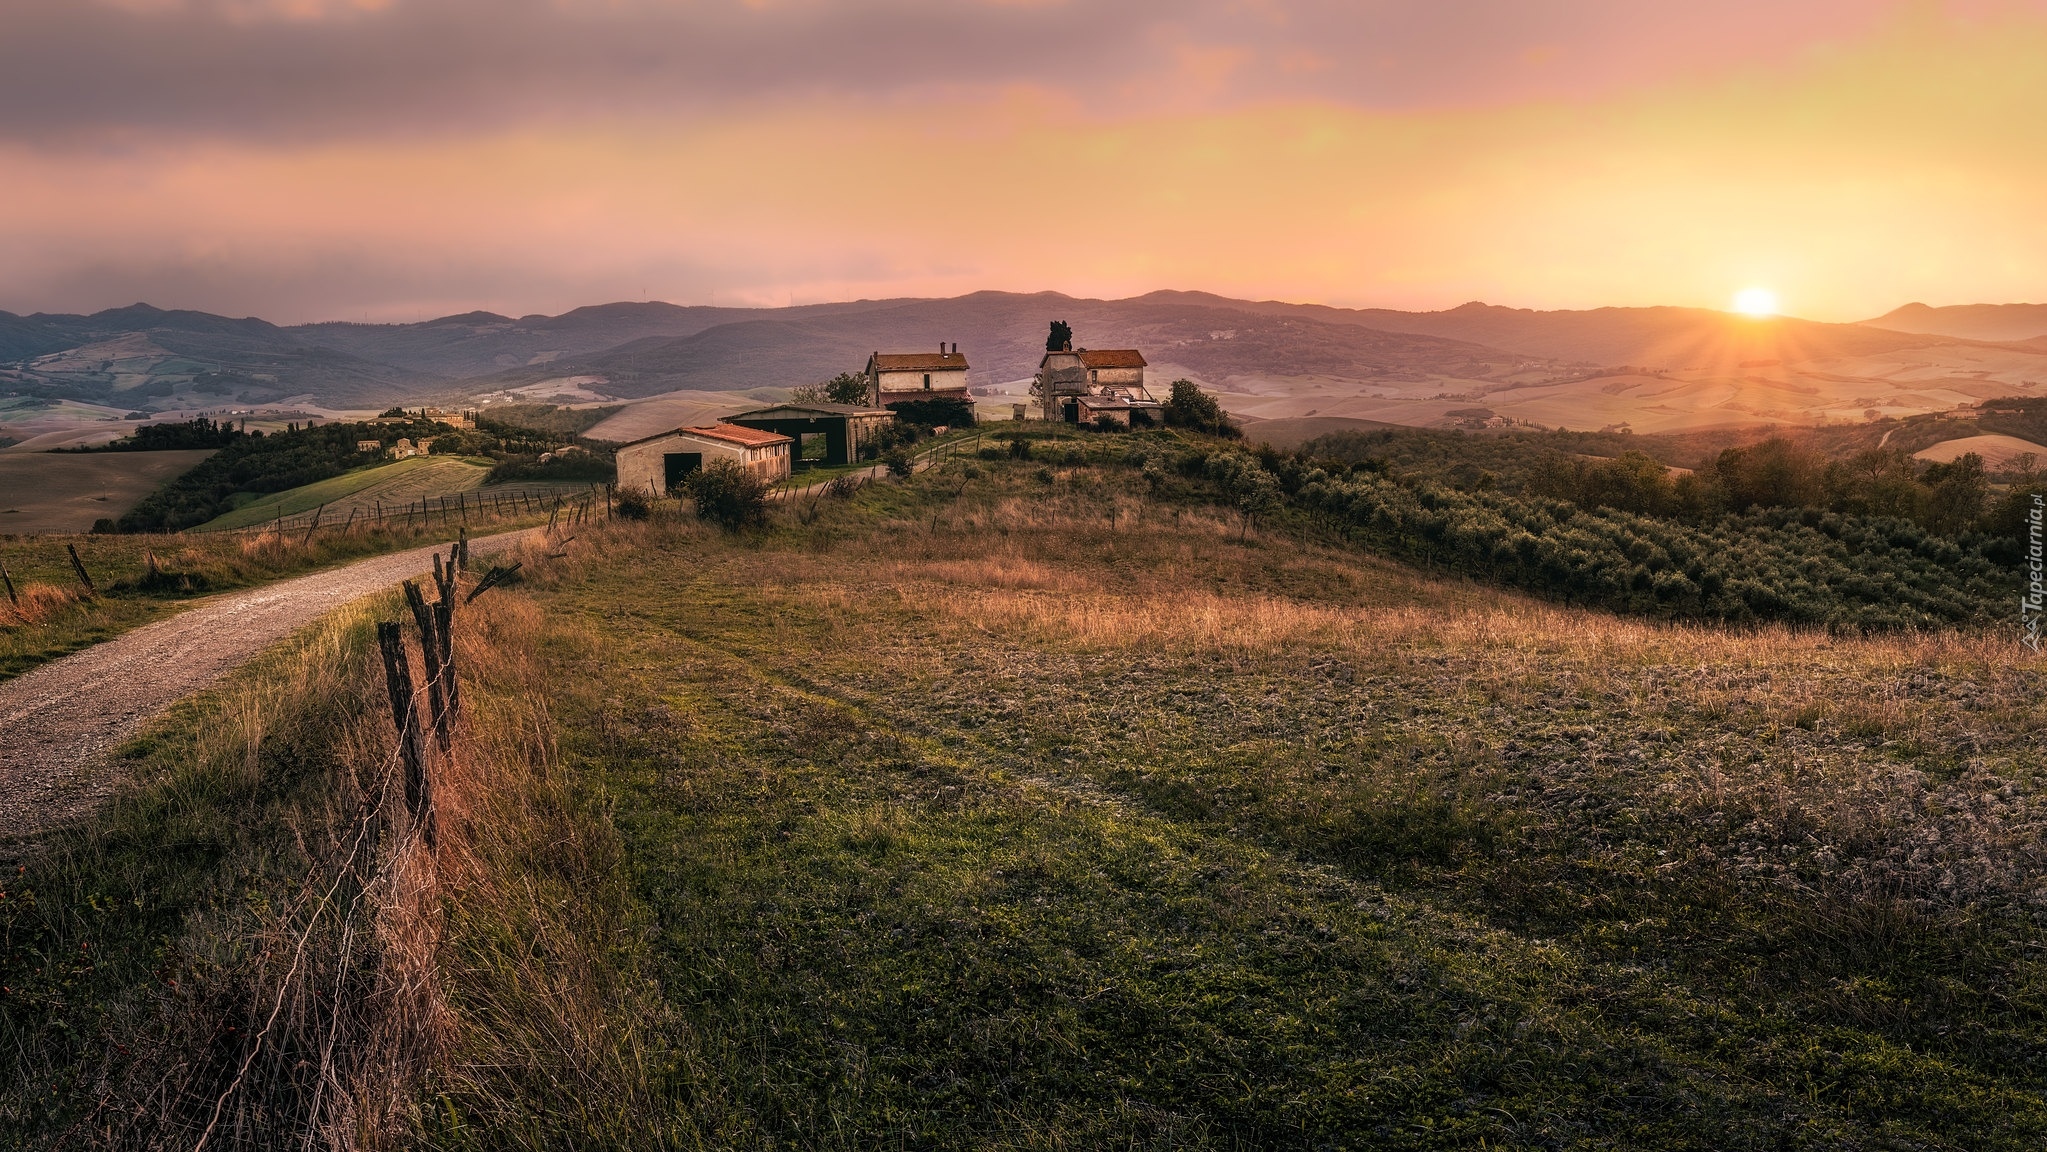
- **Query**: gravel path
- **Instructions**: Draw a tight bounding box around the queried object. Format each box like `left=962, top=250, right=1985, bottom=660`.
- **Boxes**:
left=0, top=529, right=532, bottom=845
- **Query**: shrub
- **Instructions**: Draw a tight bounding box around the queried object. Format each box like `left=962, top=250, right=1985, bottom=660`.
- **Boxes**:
left=1009, top=439, right=1033, bottom=461
left=886, top=397, right=976, bottom=430
left=884, top=450, right=914, bottom=478
left=613, top=486, right=653, bottom=521
left=685, top=460, right=769, bottom=531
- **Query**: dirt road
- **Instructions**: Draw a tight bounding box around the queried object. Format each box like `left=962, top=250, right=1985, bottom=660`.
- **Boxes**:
left=0, top=530, right=531, bottom=845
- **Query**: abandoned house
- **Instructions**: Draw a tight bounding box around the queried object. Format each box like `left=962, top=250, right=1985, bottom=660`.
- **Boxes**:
left=387, top=437, right=425, bottom=460
left=866, top=346, right=971, bottom=407
left=1032, top=322, right=1163, bottom=426
left=726, top=402, right=895, bottom=467
left=614, top=423, right=793, bottom=494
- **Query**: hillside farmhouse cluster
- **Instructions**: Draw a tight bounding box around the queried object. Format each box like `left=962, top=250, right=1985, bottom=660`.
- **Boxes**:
left=614, top=322, right=1159, bottom=496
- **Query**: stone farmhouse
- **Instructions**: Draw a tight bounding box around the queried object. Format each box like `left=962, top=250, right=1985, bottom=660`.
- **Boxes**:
left=866, top=345, right=970, bottom=407
left=1033, top=323, right=1163, bottom=426
left=614, top=424, right=793, bottom=495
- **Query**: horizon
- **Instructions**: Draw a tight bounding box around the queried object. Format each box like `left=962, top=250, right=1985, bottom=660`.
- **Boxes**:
left=8, top=288, right=2040, bottom=331
left=4, top=1, right=2045, bottom=324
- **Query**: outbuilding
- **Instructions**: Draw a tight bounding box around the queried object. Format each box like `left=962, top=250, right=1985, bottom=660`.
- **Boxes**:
left=1033, top=323, right=1156, bottom=424
left=726, top=402, right=895, bottom=468
left=615, top=424, right=793, bottom=495
left=866, top=346, right=970, bottom=406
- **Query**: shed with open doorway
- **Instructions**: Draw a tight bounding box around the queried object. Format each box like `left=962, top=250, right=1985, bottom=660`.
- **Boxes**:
left=614, top=423, right=793, bottom=496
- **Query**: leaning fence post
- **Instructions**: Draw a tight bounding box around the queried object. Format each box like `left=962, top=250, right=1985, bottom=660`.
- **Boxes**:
left=375, top=621, right=433, bottom=846
left=65, top=544, right=95, bottom=597
left=432, top=550, right=461, bottom=723
left=403, top=580, right=452, bottom=751
left=0, top=559, right=17, bottom=606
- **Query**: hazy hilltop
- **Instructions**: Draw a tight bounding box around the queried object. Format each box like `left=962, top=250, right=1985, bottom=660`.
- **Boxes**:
left=1862, top=302, right=2047, bottom=344
left=0, top=303, right=441, bottom=412
left=1320, top=300, right=1951, bottom=368
left=522, top=290, right=1530, bottom=399
left=287, top=299, right=910, bottom=379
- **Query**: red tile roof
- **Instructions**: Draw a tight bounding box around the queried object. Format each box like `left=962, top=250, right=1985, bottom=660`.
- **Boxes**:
left=682, top=423, right=792, bottom=448
left=871, top=352, right=970, bottom=372
left=1079, top=349, right=1147, bottom=369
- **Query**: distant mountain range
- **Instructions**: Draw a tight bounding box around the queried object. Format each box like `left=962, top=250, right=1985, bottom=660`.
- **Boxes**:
left=1860, top=302, right=2047, bottom=344
left=5, top=292, right=2047, bottom=441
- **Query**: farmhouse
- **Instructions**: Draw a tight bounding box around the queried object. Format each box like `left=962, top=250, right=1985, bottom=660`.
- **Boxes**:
left=867, top=345, right=970, bottom=407
left=1033, top=323, right=1162, bottom=425
left=388, top=438, right=423, bottom=460
left=356, top=439, right=381, bottom=452
left=615, top=424, right=793, bottom=495
left=727, top=402, right=895, bottom=468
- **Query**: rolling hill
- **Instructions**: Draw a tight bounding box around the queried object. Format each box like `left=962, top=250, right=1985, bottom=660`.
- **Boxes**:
left=10, top=292, right=2047, bottom=438
left=1862, top=302, right=2047, bottom=344
left=0, top=303, right=443, bottom=411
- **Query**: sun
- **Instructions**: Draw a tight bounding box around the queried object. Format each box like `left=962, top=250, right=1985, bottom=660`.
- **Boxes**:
left=1732, top=287, right=1780, bottom=317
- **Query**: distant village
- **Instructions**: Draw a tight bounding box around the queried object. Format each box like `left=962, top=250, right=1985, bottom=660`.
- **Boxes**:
left=614, top=320, right=1159, bottom=495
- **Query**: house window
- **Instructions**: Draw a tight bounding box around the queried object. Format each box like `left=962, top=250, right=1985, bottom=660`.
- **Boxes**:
left=923, top=373, right=932, bottom=390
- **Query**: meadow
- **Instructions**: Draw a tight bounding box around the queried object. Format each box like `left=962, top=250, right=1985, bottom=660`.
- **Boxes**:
left=194, top=455, right=509, bottom=530
left=0, top=449, right=218, bottom=533
left=4, top=441, right=2042, bottom=1148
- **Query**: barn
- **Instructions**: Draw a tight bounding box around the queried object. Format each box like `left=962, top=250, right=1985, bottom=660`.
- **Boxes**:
left=614, top=424, right=793, bottom=495
left=726, top=402, right=895, bottom=468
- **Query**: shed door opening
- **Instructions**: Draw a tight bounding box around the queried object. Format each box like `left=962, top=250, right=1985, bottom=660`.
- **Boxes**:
left=663, top=452, right=703, bottom=491
left=798, top=432, right=828, bottom=463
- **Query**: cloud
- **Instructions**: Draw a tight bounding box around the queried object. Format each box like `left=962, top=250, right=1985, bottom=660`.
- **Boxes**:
left=5, top=0, right=2031, bottom=145
left=4, top=10, right=2045, bottom=325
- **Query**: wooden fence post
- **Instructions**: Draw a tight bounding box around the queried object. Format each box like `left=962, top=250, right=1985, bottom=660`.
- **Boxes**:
left=1, top=559, right=17, bottom=606
left=65, top=544, right=95, bottom=596
left=432, top=551, right=461, bottom=723
left=402, top=580, right=452, bottom=751
left=375, top=621, right=434, bottom=847
left=300, top=504, right=325, bottom=546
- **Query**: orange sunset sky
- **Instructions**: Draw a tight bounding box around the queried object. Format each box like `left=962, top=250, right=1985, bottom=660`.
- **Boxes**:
left=2, top=0, right=2044, bottom=324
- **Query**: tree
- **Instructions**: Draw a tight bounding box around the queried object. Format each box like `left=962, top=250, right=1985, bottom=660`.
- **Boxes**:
left=1918, top=452, right=1988, bottom=535
left=1046, top=320, right=1073, bottom=352
left=1165, top=380, right=1239, bottom=438
left=793, top=371, right=871, bottom=406
left=1712, top=438, right=1825, bottom=511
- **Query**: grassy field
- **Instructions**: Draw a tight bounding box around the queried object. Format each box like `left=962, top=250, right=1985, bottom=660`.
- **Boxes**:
left=195, top=455, right=497, bottom=530
left=5, top=447, right=2044, bottom=1148
left=0, top=449, right=217, bottom=533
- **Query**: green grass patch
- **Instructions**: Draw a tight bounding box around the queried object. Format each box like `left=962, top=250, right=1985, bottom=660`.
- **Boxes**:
left=196, top=455, right=493, bottom=531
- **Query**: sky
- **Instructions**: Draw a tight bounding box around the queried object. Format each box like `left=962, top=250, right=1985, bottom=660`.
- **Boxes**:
left=2, top=0, right=2044, bottom=323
